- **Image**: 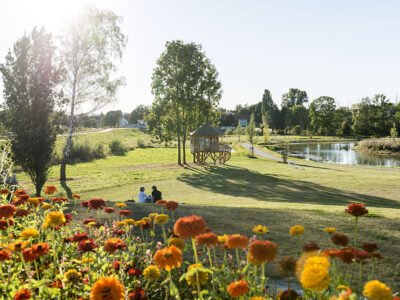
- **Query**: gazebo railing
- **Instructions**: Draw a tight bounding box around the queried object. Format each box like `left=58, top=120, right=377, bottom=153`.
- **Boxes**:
left=190, top=143, right=231, bottom=153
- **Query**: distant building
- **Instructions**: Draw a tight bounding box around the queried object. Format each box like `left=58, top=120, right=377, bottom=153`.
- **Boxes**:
left=118, top=117, right=129, bottom=128
left=236, top=114, right=250, bottom=127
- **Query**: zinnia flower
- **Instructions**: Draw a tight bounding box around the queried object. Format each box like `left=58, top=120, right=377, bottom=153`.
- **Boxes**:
left=0, top=219, right=14, bottom=230
left=0, top=249, right=12, bottom=260
left=113, top=230, right=126, bottom=236
left=154, top=214, right=169, bottom=225
left=77, top=239, right=98, bottom=253
left=15, top=208, right=29, bottom=217
left=44, top=185, right=57, bottom=195
left=165, top=201, right=178, bottom=210
left=252, top=225, right=269, bottom=235
left=196, top=232, right=219, bottom=247
left=295, top=250, right=328, bottom=280
left=324, top=227, right=337, bottom=233
left=227, top=280, right=249, bottom=298
left=104, top=207, right=115, bottom=214
left=22, top=248, right=36, bottom=262
left=43, top=211, right=66, bottom=229
left=0, top=204, right=16, bottom=218
left=115, top=202, right=126, bottom=208
left=331, top=234, right=349, bottom=247
left=143, top=265, right=161, bottom=280
left=140, top=222, right=152, bottom=230
left=125, top=219, right=135, bottom=226
left=247, top=240, right=277, bottom=265
left=279, top=289, right=300, bottom=300
left=174, top=215, right=206, bottom=239
left=153, top=245, right=182, bottom=271
left=156, top=200, right=167, bottom=205
left=31, top=242, right=50, bottom=257
left=64, top=269, right=81, bottom=283
left=88, top=198, right=106, bottom=210
left=21, top=228, right=39, bottom=239
left=363, top=280, right=392, bottom=300
left=372, top=252, right=383, bottom=260
left=104, top=238, right=127, bottom=254
left=0, top=188, right=10, bottom=195
left=72, top=194, right=81, bottom=199
left=148, top=213, right=158, bottom=220
left=185, top=264, right=209, bottom=286
left=128, top=287, right=147, bottom=300
left=90, top=276, right=125, bottom=300
left=118, top=210, right=132, bottom=216
left=337, top=248, right=354, bottom=264
left=83, top=218, right=96, bottom=224
left=300, top=264, right=330, bottom=292
left=289, top=225, right=305, bottom=235
left=81, top=201, right=89, bottom=208
left=302, top=243, right=320, bottom=252
left=345, top=203, right=368, bottom=217
left=218, top=234, right=228, bottom=243
left=41, top=204, right=53, bottom=210
left=362, top=243, right=378, bottom=253
left=276, top=256, right=297, bottom=278
left=72, top=233, right=89, bottom=243
left=168, top=237, right=186, bottom=250
left=13, top=289, right=31, bottom=300
left=226, top=234, right=248, bottom=249
left=51, top=197, right=68, bottom=203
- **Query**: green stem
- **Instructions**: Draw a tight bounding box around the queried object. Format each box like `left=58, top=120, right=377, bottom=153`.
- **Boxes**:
left=260, top=262, right=266, bottom=296
left=235, top=248, right=240, bottom=268
left=191, top=238, right=201, bottom=299
left=354, top=217, right=358, bottom=250
left=207, top=247, right=213, bottom=268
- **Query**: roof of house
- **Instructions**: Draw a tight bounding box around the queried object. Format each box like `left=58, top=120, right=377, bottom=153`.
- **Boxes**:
left=190, top=123, right=224, bottom=136
left=236, top=114, right=250, bottom=120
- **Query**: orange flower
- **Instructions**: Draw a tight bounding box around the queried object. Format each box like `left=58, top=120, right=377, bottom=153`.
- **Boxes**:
left=153, top=245, right=182, bottom=271
left=0, top=204, right=16, bottom=218
left=104, top=238, right=127, bottom=254
left=88, top=199, right=107, bottom=210
left=165, top=201, right=178, bottom=210
left=90, top=276, right=125, bottom=300
left=13, top=289, right=31, bottom=300
left=44, top=185, right=57, bottom=195
left=345, top=203, right=368, bottom=217
left=22, top=248, right=36, bottom=262
left=72, top=194, right=81, bottom=199
left=227, top=280, right=249, bottom=298
left=0, top=249, right=12, bottom=261
left=196, top=232, right=219, bottom=247
left=31, top=243, right=50, bottom=257
left=0, top=189, right=10, bottom=195
left=247, top=240, right=278, bottom=265
left=156, top=200, right=167, bottom=205
left=174, top=215, right=206, bottom=239
left=225, top=234, right=249, bottom=249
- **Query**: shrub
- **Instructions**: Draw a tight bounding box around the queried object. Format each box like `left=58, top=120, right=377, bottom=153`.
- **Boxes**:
left=137, top=139, right=146, bottom=148
left=225, top=129, right=233, bottom=135
left=67, top=141, right=105, bottom=163
left=357, top=138, right=400, bottom=153
left=109, top=139, right=126, bottom=156
left=292, top=125, right=302, bottom=135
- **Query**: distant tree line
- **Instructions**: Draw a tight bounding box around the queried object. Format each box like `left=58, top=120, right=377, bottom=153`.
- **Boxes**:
left=219, top=88, right=400, bottom=137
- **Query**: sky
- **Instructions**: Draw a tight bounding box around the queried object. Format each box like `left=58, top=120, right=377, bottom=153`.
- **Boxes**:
left=0, top=0, right=400, bottom=114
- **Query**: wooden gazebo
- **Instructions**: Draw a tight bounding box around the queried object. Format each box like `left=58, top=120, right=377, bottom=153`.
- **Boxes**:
left=190, top=124, right=231, bottom=164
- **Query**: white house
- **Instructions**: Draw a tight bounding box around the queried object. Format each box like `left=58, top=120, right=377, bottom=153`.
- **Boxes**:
left=118, top=117, right=129, bottom=128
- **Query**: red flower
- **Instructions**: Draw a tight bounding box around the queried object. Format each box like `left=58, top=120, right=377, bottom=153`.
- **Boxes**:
left=140, top=222, right=152, bottom=230
left=31, top=242, right=50, bottom=257
left=113, top=230, right=126, bottom=236
left=118, top=210, right=132, bottom=216
left=331, top=234, right=349, bottom=247
left=44, top=185, right=58, bottom=195
left=345, top=203, right=368, bottom=217
left=15, top=209, right=29, bottom=218
left=64, top=237, right=72, bottom=243
left=322, top=249, right=341, bottom=258
left=0, top=249, right=12, bottom=261
left=156, top=200, right=167, bottom=206
left=280, top=289, right=300, bottom=300
left=77, top=239, right=98, bottom=253
left=174, top=215, right=206, bottom=239
left=302, top=243, right=320, bottom=252
left=72, top=194, right=81, bottom=199
left=72, top=233, right=89, bottom=243
left=0, top=219, right=14, bottom=230
left=13, top=189, right=26, bottom=196
left=0, top=189, right=10, bottom=195
left=112, top=260, right=122, bottom=271
left=354, top=250, right=370, bottom=261
left=83, top=218, right=96, bottom=224
left=165, top=201, right=178, bottom=210
left=63, top=213, right=73, bottom=224
left=14, top=289, right=31, bottom=300
left=104, top=238, right=127, bottom=254
left=337, top=248, right=355, bottom=264
left=104, top=207, right=115, bottom=214
left=81, top=201, right=89, bottom=208
left=88, top=199, right=106, bottom=210
left=372, top=252, right=383, bottom=260
left=128, top=287, right=148, bottom=300
left=22, top=248, right=36, bottom=262
left=362, top=243, right=378, bottom=253
left=0, top=204, right=16, bottom=218
left=51, top=197, right=68, bottom=203
left=196, top=232, right=219, bottom=247
left=128, top=268, right=142, bottom=276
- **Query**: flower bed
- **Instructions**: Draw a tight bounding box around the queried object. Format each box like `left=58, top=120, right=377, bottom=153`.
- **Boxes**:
left=0, top=186, right=397, bottom=299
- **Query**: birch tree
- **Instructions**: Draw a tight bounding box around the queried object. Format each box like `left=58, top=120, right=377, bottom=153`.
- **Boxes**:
left=59, top=7, right=126, bottom=181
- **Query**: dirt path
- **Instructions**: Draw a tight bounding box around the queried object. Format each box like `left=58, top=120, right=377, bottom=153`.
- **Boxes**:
left=240, top=142, right=400, bottom=172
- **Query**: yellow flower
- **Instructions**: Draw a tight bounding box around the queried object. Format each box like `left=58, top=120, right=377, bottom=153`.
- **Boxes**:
left=148, top=213, right=158, bottom=220
left=300, top=264, right=330, bottom=292
left=90, top=276, right=125, bottom=300
left=87, top=222, right=97, bottom=227
left=304, top=256, right=330, bottom=270
left=155, top=214, right=169, bottom=225
left=143, top=265, right=161, bottom=280
left=252, top=225, right=268, bottom=235
left=125, top=219, right=135, bottom=226
left=336, top=285, right=350, bottom=291
left=81, top=257, right=94, bottom=264
left=168, top=237, right=186, bottom=250
left=41, top=203, right=53, bottom=210
left=21, top=228, right=39, bottom=239
left=116, top=221, right=126, bottom=228
left=185, top=264, right=209, bottom=286
left=324, top=227, right=337, bottom=234
left=28, top=198, right=39, bottom=204
left=43, top=211, right=66, bottom=229
left=363, top=280, right=392, bottom=300
left=115, top=203, right=126, bottom=208
left=295, top=250, right=329, bottom=280
left=250, top=298, right=266, bottom=300
left=141, top=217, right=151, bottom=223
left=135, top=220, right=144, bottom=227
left=290, top=225, right=305, bottom=235
left=64, top=269, right=81, bottom=282
left=218, top=234, right=228, bottom=243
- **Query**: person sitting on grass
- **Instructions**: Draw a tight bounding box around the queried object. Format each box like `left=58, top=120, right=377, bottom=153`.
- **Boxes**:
left=151, top=186, right=162, bottom=203
left=138, top=187, right=152, bottom=203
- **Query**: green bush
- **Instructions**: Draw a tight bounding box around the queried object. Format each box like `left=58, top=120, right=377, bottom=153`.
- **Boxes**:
left=109, top=139, right=126, bottom=156
left=225, top=129, right=233, bottom=135
left=67, top=141, right=105, bottom=163
left=137, top=139, right=146, bottom=148
left=292, top=125, right=302, bottom=135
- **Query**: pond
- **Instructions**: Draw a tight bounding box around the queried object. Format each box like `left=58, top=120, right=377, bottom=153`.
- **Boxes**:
left=276, top=142, right=400, bottom=168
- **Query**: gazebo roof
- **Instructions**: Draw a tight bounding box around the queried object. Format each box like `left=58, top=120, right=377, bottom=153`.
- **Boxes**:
left=190, top=123, right=224, bottom=136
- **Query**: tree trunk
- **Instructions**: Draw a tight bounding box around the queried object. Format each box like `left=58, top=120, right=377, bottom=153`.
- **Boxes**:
left=35, top=184, right=41, bottom=197
left=177, top=134, right=181, bottom=165
left=182, top=138, right=186, bottom=164
left=60, top=77, right=77, bottom=181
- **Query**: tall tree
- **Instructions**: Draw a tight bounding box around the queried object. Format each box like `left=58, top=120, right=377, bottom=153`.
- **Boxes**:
left=246, top=114, right=257, bottom=156
left=104, top=110, right=123, bottom=127
left=59, top=7, right=127, bottom=181
left=128, top=105, right=150, bottom=124
left=261, top=89, right=280, bottom=129
left=281, top=88, right=308, bottom=108
left=0, top=28, right=62, bottom=196
left=309, top=96, right=336, bottom=135
left=151, top=40, right=222, bottom=164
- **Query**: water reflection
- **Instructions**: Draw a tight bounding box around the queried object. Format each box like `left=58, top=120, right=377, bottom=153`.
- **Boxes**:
left=277, top=142, right=400, bottom=168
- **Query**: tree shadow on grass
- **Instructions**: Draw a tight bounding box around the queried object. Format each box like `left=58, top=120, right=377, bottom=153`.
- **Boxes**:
left=177, top=165, right=400, bottom=209
left=60, top=180, right=73, bottom=199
